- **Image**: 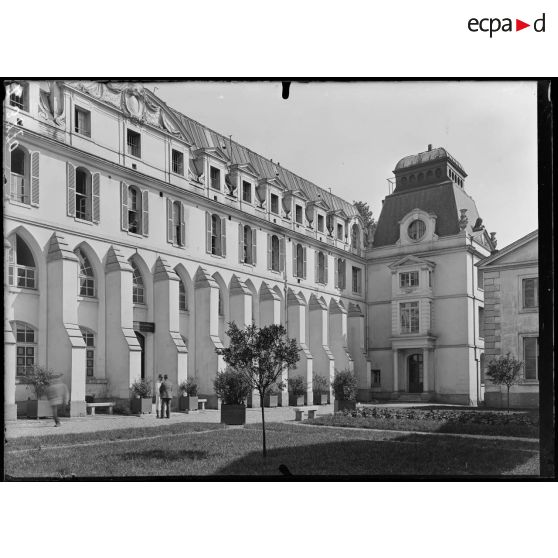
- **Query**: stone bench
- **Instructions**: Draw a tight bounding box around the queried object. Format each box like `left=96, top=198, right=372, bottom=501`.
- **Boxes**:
left=86, top=402, right=115, bottom=415
left=198, top=398, right=207, bottom=411
left=294, top=407, right=318, bottom=421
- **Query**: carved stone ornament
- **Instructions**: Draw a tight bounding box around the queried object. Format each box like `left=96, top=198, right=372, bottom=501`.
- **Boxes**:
left=458, top=208, right=469, bottom=231
left=69, top=81, right=185, bottom=139
left=38, top=81, right=65, bottom=126
left=224, top=173, right=237, bottom=196
left=490, top=232, right=497, bottom=249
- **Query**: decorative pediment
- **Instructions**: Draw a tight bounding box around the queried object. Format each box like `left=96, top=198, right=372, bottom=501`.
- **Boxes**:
left=194, top=146, right=230, bottom=164
left=307, top=198, right=330, bottom=211
left=258, top=176, right=287, bottom=191
left=229, top=162, right=259, bottom=179
left=388, top=255, right=436, bottom=271
left=68, top=81, right=193, bottom=144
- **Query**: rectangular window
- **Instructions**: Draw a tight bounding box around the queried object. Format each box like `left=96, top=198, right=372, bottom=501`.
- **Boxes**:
left=478, top=307, right=484, bottom=338
left=75, top=107, right=91, bottom=137
left=9, top=82, right=28, bottom=111
left=400, top=271, right=419, bottom=288
left=428, top=271, right=432, bottom=288
left=337, top=223, right=343, bottom=240
left=127, top=130, right=141, bottom=158
left=372, top=370, right=381, bottom=386
left=400, top=302, right=419, bottom=333
left=270, top=193, right=279, bottom=214
left=210, top=166, right=220, bottom=190
left=295, top=205, right=303, bottom=224
left=82, top=331, right=95, bottom=377
left=523, top=337, right=538, bottom=380
left=522, top=278, right=538, bottom=308
left=317, top=214, right=325, bottom=233
left=242, top=181, right=252, bottom=203
left=172, top=149, right=184, bottom=175
left=75, top=170, right=90, bottom=221
left=352, top=266, right=362, bottom=294
left=477, top=268, right=484, bottom=289
left=16, top=324, right=35, bottom=376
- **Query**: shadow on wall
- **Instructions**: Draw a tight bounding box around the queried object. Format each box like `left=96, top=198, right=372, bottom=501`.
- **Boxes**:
left=213, top=434, right=538, bottom=477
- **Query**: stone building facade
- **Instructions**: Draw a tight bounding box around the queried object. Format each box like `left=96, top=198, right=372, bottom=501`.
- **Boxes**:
left=4, top=81, right=501, bottom=419
left=477, top=231, right=539, bottom=408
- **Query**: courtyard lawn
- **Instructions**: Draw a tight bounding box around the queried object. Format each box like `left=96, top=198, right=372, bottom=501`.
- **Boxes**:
left=4, top=422, right=539, bottom=478
left=306, top=407, right=540, bottom=438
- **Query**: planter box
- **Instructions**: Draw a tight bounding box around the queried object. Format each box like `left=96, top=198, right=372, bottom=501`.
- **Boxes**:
left=27, top=399, right=53, bottom=419
left=289, top=394, right=305, bottom=407
left=334, top=399, right=357, bottom=412
left=179, top=395, right=198, bottom=411
left=264, top=394, right=279, bottom=408
left=313, top=392, right=329, bottom=405
left=220, top=404, right=246, bottom=425
left=131, top=397, right=152, bottom=414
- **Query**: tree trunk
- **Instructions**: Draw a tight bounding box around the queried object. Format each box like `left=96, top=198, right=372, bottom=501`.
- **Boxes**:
left=260, top=391, right=267, bottom=458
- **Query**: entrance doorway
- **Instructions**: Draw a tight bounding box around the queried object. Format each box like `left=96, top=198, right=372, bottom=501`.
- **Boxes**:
left=408, top=353, right=423, bottom=393
left=135, top=331, right=146, bottom=380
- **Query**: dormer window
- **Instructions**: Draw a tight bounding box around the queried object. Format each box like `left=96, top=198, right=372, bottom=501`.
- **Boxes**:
left=408, top=219, right=426, bottom=241
left=400, top=271, right=419, bottom=288
left=172, top=149, right=184, bottom=175
left=210, top=166, right=220, bottom=190
left=242, top=181, right=252, bottom=203
left=295, top=205, right=303, bottom=224
left=127, top=129, right=141, bottom=158
left=270, top=193, right=279, bottom=214
left=9, top=82, right=28, bottom=111
left=317, top=214, right=325, bottom=233
left=337, top=223, right=343, bottom=240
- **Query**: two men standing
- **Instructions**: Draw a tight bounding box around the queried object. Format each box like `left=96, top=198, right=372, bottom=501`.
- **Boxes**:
left=159, top=374, right=173, bottom=419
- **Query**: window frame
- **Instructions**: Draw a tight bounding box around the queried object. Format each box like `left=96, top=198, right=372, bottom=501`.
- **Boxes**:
left=295, top=204, right=303, bottom=225
left=242, top=181, right=252, bottom=203
left=74, top=106, right=91, bottom=137
left=126, top=129, right=142, bottom=158
left=400, top=301, right=420, bottom=334
left=77, top=249, right=96, bottom=298
left=352, top=266, right=362, bottom=294
left=80, top=328, right=96, bottom=377
left=317, top=214, right=325, bottom=233
left=131, top=261, right=145, bottom=305
left=179, top=280, right=188, bottom=311
left=75, top=167, right=93, bottom=221
left=408, top=219, right=426, bottom=241
left=521, top=277, right=539, bottom=310
left=210, top=166, right=221, bottom=191
left=270, top=193, right=280, bottom=215
left=8, top=235, right=37, bottom=290
left=171, top=149, right=184, bottom=176
left=399, top=271, right=419, bottom=288
left=9, top=146, right=30, bottom=205
left=522, top=336, right=539, bottom=381
left=9, top=82, right=29, bottom=112
left=271, top=234, right=280, bottom=272
left=15, top=322, right=36, bottom=377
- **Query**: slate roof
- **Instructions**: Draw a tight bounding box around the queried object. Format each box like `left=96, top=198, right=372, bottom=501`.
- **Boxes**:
left=158, top=99, right=359, bottom=218
left=373, top=182, right=483, bottom=247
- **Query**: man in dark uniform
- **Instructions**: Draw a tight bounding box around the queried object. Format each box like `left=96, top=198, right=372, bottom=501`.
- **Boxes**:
left=159, top=374, right=173, bottom=419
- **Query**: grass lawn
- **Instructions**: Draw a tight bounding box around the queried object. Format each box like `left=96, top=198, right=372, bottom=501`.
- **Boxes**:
left=4, top=422, right=539, bottom=478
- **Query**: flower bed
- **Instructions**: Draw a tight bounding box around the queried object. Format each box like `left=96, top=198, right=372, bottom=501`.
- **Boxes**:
left=306, top=407, right=539, bottom=438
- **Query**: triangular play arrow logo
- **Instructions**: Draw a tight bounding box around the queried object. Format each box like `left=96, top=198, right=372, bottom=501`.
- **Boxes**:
left=516, top=19, right=530, bottom=31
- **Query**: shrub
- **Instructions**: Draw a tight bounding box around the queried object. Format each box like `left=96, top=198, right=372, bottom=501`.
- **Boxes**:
left=288, top=376, right=306, bottom=397
left=179, top=378, right=198, bottom=396
left=130, top=377, right=152, bottom=398
left=266, top=380, right=286, bottom=396
left=27, top=365, right=56, bottom=399
left=313, top=374, right=329, bottom=394
left=213, top=367, right=252, bottom=405
left=332, top=369, right=357, bottom=401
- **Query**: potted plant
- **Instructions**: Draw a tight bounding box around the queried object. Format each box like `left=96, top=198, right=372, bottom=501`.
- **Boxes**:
left=213, top=367, right=251, bottom=425
left=263, top=381, right=285, bottom=408
left=313, top=374, right=330, bottom=405
left=130, top=377, right=153, bottom=414
left=332, top=368, right=357, bottom=412
left=288, top=376, right=306, bottom=406
left=179, top=378, right=199, bottom=412
left=26, top=365, right=56, bottom=418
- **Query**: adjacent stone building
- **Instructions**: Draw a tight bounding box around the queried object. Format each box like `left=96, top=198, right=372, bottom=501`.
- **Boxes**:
left=478, top=230, right=539, bottom=408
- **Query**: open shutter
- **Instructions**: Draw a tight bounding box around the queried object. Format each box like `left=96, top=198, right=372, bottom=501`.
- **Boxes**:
left=324, top=253, right=328, bottom=285
left=205, top=212, right=212, bottom=254
left=180, top=202, right=186, bottom=247
left=220, top=217, right=227, bottom=256
left=141, top=189, right=149, bottom=236
left=315, top=250, right=319, bottom=283
left=279, top=238, right=285, bottom=272
left=238, top=223, right=243, bottom=263
left=335, top=258, right=339, bottom=288
left=267, top=234, right=271, bottom=270
left=166, top=198, right=173, bottom=243
left=30, top=151, right=39, bottom=206
left=303, top=247, right=307, bottom=279
left=92, top=172, right=100, bottom=223
left=4, top=140, right=11, bottom=197
left=292, top=243, right=297, bottom=277
left=67, top=162, right=76, bottom=217
left=120, top=182, right=128, bottom=230
left=251, top=227, right=257, bottom=265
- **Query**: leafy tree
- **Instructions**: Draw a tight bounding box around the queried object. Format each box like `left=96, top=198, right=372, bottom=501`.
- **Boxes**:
left=485, top=353, right=524, bottom=413
left=353, top=200, right=377, bottom=246
left=221, top=322, right=300, bottom=457
left=332, top=368, right=358, bottom=401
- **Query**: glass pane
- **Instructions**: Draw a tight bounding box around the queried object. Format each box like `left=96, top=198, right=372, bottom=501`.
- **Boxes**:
left=17, top=357, right=25, bottom=365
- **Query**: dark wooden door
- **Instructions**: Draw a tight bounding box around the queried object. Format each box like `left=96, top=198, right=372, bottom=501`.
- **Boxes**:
left=408, top=353, right=423, bottom=393
left=135, top=331, right=146, bottom=380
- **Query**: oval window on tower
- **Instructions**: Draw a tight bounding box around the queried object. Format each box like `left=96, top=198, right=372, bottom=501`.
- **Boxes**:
left=408, top=219, right=426, bottom=241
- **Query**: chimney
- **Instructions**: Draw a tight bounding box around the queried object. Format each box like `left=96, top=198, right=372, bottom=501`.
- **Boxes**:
left=428, top=144, right=433, bottom=151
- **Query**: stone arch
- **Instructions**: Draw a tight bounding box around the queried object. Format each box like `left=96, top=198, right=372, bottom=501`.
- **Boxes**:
left=174, top=263, right=194, bottom=313
left=128, top=253, right=153, bottom=312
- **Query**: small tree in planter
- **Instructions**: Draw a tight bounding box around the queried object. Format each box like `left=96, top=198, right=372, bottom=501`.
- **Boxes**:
left=288, top=376, right=306, bottom=406
left=213, top=367, right=252, bottom=425
left=313, top=374, right=330, bottom=405
left=332, top=368, right=357, bottom=412
left=26, top=365, right=57, bottom=418
left=220, top=322, right=300, bottom=457
left=130, top=377, right=153, bottom=414
left=178, top=378, right=198, bottom=412
left=486, top=353, right=524, bottom=413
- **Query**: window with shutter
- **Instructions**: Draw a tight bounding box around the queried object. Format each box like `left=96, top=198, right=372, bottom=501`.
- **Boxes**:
left=206, top=212, right=212, bottom=254
left=141, top=190, right=149, bottom=236
left=121, top=182, right=129, bottom=231
left=167, top=199, right=174, bottom=243
left=30, top=151, right=39, bottom=206
left=251, top=227, right=257, bottom=265
left=92, top=173, right=100, bottom=223
left=267, top=234, right=272, bottom=270
left=75, top=167, right=92, bottom=221
left=279, top=237, right=285, bottom=272
left=220, top=217, right=227, bottom=256
left=180, top=202, right=186, bottom=247
left=238, top=223, right=244, bottom=263
left=303, top=247, right=307, bottom=279
left=67, top=162, right=76, bottom=217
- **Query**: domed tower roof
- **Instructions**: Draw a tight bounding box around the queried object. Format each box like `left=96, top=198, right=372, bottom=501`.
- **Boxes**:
left=394, top=146, right=466, bottom=176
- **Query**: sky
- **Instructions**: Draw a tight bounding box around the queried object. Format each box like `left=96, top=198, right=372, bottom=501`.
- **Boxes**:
left=149, top=81, right=538, bottom=249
